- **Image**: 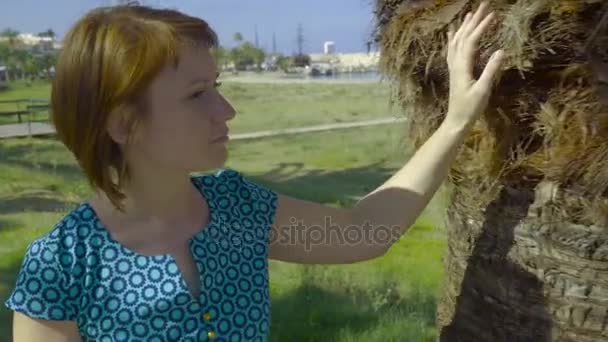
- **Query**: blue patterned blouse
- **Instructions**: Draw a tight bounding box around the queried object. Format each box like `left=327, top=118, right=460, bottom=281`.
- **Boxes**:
left=5, top=169, right=278, bottom=341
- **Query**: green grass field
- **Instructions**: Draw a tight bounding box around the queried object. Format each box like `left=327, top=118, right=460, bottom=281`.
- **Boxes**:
left=0, top=79, right=395, bottom=130
left=0, top=81, right=447, bottom=341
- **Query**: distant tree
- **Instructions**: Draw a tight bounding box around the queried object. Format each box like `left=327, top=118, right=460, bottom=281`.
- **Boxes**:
left=211, top=46, right=228, bottom=70
left=37, top=28, right=56, bottom=40
left=11, top=49, right=29, bottom=80
left=24, top=55, right=41, bottom=80
left=1, top=28, right=20, bottom=48
left=0, top=36, right=57, bottom=82
left=39, top=53, right=57, bottom=79
left=241, top=43, right=265, bottom=70
left=230, top=45, right=253, bottom=70
left=233, top=32, right=243, bottom=43
left=0, top=42, right=10, bottom=81
left=0, top=42, right=9, bottom=61
left=276, top=55, right=293, bottom=72
left=229, top=39, right=266, bottom=71
left=293, top=53, right=311, bottom=67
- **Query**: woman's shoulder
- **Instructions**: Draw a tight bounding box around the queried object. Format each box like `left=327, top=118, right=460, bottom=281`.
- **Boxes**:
left=36, top=202, right=97, bottom=246
left=192, top=167, right=277, bottom=201
left=191, top=167, right=246, bottom=184
left=18, top=203, right=96, bottom=274
left=4, top=203, right=93, bottom=320
left=192, top=168, right=278, bottom=233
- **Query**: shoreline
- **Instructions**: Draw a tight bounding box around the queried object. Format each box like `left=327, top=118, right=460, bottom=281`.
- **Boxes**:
left=219, top=71, right=388, bottom=84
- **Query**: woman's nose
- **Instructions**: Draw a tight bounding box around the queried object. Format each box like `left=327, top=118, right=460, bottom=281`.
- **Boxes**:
left=216, top=94, right=236, bottom=122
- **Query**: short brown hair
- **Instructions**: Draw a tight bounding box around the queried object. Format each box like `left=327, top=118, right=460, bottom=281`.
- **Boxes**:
left=51, top=3, right=218, bottom=210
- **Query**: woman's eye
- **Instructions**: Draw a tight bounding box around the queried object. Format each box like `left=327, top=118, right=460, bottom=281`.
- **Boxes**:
left=190, top=82, right=220, bottom=99
left=191, top=90, right=205, bottom=99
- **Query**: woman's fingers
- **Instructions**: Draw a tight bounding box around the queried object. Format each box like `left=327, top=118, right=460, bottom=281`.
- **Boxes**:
left=447, top=26, right=455, bottom=43
left=443, top=1, right=504, bottom=128
left=453, top=12, right=472, bottom=42
left=453, top=2, right=490, bottom=44
left=465, top=2, right=489, bottom=36
left=449, top=2, right=496, bottom=71
left=469, top=11, right=495, bottom=45
left=464, top=11, right=495, bottom=62
left=477, top=50, right=504, bottom=89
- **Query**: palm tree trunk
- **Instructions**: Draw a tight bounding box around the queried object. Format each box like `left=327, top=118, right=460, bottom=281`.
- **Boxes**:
left=374, top=1, right=608, bottom=341
left=437, top=183, right=608, bottom=341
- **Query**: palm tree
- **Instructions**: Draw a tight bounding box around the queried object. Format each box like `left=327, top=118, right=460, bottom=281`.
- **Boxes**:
left=24, top=55, right=40, bottom=81
left=0, top=28, right=22, bottom=82
left=11, top=49, right=29, bottom=80
left=39, top=53, right=56, bottom=79
left=1, top=28, right=21, bottom=48
left=0, top=42, right=9, bottom=83
left=2, top=50, right=20, bottom=82
left=37, top=28, right=56, bottom=41
left=375, top=1, right=608, bottom=341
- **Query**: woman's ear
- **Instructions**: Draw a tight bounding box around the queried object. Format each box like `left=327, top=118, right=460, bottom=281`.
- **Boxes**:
left=106, top=106, right=133, bottom=145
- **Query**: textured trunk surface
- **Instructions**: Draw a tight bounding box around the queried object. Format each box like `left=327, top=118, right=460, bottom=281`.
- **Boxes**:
left=437, top=185, right=608, bottom=341
left=371, top=0, right=608, bottom=339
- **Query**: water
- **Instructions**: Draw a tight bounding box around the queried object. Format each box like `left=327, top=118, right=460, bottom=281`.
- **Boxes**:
left=307, top=70, right=382, bottom=82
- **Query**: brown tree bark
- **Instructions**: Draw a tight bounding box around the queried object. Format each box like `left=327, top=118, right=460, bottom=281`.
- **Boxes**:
left=374, top=1, right=608, bottom=341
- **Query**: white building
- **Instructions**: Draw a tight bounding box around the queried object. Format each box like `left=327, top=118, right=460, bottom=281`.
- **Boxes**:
left=0, top=33, right=56, bottom=54
left=309, top=52, right=380, bottom=72
left=323, top=41, right=335, bottom=55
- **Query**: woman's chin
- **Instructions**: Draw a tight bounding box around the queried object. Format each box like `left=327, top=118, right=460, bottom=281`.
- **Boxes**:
left=205, top=150, right=229, bottom=170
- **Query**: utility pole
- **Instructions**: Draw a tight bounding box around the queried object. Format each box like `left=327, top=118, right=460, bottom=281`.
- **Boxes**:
left=254, top=25, right=259, bottom=48
left=272, top=32, right=277, bottom=55
left=296, top=23, right=304, bottom=55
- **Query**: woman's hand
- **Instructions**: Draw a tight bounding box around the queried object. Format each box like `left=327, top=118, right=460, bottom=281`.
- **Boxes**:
left=444, top=1, right=504, bottom=130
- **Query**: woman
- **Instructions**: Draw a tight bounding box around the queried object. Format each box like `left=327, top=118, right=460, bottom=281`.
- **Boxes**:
left=5, top=1, right=503, bottom=341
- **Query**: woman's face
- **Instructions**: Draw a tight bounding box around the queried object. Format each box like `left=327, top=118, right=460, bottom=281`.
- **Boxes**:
left=121, top=43, right=236, bottom=175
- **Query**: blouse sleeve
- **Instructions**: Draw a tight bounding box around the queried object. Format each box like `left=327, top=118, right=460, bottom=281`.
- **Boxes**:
left=218, top=168, right=279, bottom=244
left=4, top=233, right=79, bottom=321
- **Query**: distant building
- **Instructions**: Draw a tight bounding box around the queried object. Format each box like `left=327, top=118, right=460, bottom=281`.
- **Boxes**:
left=309, top=52, right=380, bottom=73
left=323, top=41, right=335, bottom=55
left=109, top=0, right=133, bottom=5
left=0, top=33, right=56, bottom=54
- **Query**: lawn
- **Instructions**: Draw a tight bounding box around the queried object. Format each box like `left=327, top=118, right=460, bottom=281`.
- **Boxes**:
left=0, top=79, right=395, bottom=130
left=0, top=81, right=447, bottom=341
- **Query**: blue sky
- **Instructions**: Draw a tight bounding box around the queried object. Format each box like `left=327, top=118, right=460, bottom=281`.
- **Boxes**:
left=0, top=0, right=379, bottom=54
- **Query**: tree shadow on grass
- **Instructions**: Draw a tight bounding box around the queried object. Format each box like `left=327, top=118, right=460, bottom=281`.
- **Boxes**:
left=245, top=161, right=398, bottom=206
left=0, top=141, right=82, bottom=218
left=247, top=163, right=438, bottom=341
left=0, top=193, right=77, bottom=216
left=0, top=140, right=82, bottom=181
left=0, top=218, right=20, bottom=230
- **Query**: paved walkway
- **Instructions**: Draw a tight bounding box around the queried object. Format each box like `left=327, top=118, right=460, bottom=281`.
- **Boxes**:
left=230, top=117, right=406, bottom=140
left=0, top=117, right=407, bottom=140
left=0, top=122, right=55, bottom=139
